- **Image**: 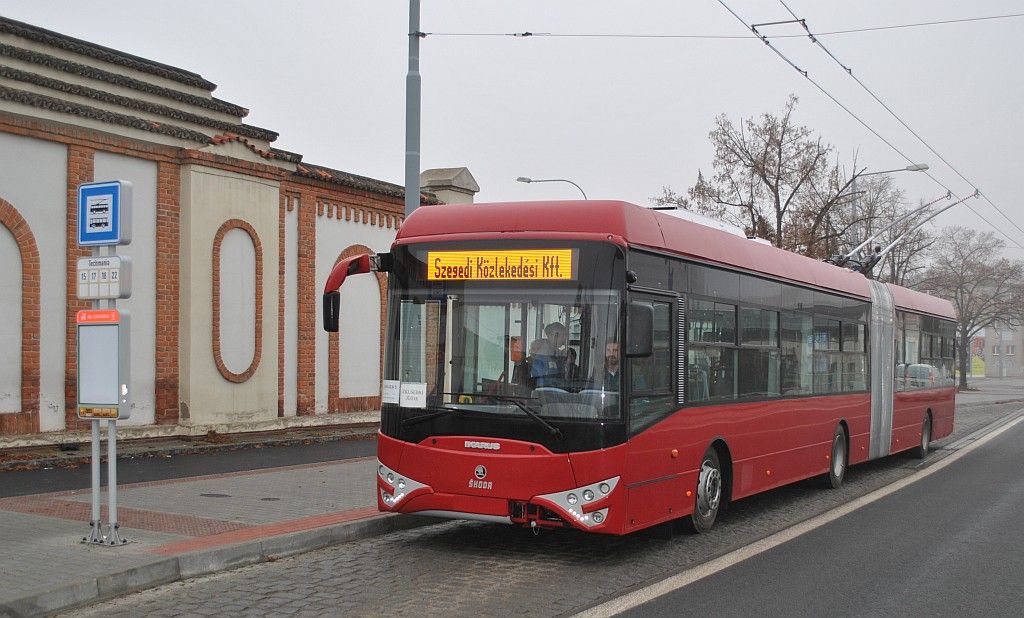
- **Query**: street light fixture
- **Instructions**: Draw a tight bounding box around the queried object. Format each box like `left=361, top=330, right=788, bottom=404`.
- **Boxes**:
left=516, top=176, right=588, bottom=200
left=860, top=163, right=929, bottom=177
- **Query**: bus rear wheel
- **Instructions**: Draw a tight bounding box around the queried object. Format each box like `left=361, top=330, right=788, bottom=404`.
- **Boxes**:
left=680, top=447, right=722, bottom=534
left=824, top=425, right=847, bottom=489
left=911, top=414, right=932, bottom=459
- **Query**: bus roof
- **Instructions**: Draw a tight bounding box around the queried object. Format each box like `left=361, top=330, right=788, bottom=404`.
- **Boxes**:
left=397, top=200, right=955, bottom=320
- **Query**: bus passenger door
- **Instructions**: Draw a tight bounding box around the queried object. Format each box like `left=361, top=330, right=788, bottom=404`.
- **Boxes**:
left=623, top=291, right=683, bottom=529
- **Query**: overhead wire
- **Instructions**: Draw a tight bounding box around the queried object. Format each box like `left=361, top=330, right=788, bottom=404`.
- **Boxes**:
left=714, top=0, right=1023, bottom=249
left=777, top=0, right=1024, bottom=244
left=420, top=12, right=1024, bottom=40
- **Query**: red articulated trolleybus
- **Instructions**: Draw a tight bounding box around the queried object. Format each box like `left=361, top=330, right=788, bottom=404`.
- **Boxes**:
left=322, top=200, right=957, bottom=535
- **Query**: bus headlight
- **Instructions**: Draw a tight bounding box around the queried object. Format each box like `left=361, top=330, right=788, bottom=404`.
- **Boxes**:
left=535, top=477, right=619, bottom=528
left=377, top=460, right=430, bottom=508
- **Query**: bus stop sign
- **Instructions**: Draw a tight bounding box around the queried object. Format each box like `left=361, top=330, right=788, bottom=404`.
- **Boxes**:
left=77, top=180, right=132, bottom=246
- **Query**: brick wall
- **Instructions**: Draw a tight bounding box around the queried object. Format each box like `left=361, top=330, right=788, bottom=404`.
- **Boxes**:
left=0, top=198, right=40, bottom=435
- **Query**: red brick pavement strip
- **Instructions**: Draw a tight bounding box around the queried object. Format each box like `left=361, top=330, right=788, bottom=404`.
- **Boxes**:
left=150, top=505, right=381, bottom=555
left=0, top=495, right=251, bottom=537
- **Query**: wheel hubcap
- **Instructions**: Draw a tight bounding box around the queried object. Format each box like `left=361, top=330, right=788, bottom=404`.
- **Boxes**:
left=832, top=435, right=845, bottom=478
left=696, top=459, right=721, bottom=518
left=922, top=421, right=931, bottom=450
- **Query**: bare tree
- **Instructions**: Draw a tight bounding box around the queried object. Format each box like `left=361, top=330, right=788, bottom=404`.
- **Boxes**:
left=918, top=227, right=1024, bottom=389
left=654, top=95, right=863, bottom=251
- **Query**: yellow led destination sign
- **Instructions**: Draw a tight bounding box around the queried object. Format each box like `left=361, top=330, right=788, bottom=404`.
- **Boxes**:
left=428, top=249, right=576, bottom=281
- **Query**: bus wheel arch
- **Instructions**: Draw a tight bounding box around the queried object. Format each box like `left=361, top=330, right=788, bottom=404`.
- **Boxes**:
left=679, top=439, right=732, bottom=534
left=912, top=409, right=933, bottom=459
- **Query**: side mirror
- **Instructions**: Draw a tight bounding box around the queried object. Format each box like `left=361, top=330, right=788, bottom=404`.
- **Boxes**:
left=322, top=253, right=372, bottom=332
left=324, top=291, right=341, bottom=333
left=626, top=301, right=654, bottom=357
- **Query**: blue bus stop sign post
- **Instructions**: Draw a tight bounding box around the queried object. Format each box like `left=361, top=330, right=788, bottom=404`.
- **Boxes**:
left=77, top=180, right=132, bottom=546
left=77, top=180, right=132, bottom=246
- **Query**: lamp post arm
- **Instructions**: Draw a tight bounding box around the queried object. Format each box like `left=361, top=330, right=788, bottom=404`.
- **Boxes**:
left=519, top=177, right=588, bottom=200
left=561, top=179, right=588, bottom=200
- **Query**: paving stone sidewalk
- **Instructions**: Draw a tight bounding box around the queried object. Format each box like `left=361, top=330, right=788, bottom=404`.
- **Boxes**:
left=0, top=455, right=431, bottom=617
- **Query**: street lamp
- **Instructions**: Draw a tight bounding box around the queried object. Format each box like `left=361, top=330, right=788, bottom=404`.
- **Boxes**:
left=516, top=176, right=588, bottom=200
left=860, top=163, right=929, bottom=177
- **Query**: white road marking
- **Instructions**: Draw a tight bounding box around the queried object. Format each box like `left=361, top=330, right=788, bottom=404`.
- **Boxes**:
left=577, top=412, right=1024, bottom=617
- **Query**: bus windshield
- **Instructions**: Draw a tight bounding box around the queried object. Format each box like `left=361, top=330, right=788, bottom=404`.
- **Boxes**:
left=383, top=242, right=625, bottom=425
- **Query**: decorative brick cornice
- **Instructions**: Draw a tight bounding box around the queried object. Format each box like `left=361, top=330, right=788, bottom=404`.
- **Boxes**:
left=0, top=16, right=216, bottom=90
left=211, top=219, right=264, bottom=384
left=210, top=133, right=302, bottom=163
left=294, top=163, right=438, bottom=204
left=0, top=64, right=277, bottom=141
left=0, top=84, right=211, bottom=143
left=0, top=197, right=40, bottom=435
left=0, top=43, right=247, bottom=117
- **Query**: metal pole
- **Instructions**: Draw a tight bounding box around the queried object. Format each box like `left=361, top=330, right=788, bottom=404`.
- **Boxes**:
left=83, top=244, right=104, bottom=544
left=84, top=419, right=103, bottom=543
left=105, top=419, right=125, bottom=544
left=404, top=0, right=422, bottom=218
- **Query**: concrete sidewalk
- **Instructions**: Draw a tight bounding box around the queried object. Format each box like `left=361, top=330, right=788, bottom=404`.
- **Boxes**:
left=0, top=456, right=435, bottom=617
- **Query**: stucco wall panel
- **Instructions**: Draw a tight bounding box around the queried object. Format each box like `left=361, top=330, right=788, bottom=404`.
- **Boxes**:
left=314, top=213, right=395, bottom=412
left=179, top=165, right=278, bottom=424
left=213, top=222, right=261, bottom=381
left=0, top=224, right=21, bottom=412
left=0, top=132, right=66, bottom=432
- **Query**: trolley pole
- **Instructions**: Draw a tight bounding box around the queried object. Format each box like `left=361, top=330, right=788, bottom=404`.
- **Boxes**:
left=405, top=0, right=422, bottom=218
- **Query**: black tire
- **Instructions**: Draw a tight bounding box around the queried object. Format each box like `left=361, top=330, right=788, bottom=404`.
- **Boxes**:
left=911, top=414, right=932, bottom=459
left=824, top=424, right=847, bottom=489
left=680, top=447, right=723, bottom=534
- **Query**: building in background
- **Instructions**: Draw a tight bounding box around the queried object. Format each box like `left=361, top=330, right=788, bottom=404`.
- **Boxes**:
left=983, top=324, right=1023, bottom=378
left=0, top=16, right=477, bottom=439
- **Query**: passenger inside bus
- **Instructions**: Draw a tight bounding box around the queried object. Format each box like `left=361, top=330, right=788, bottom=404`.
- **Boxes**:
left=564, top=347, right=581, bottom=382
left=543, top=322, right=569, bottom=357
left=591, top=341, right=622, bottom=391
left=528, top=339, right=560, bottom=387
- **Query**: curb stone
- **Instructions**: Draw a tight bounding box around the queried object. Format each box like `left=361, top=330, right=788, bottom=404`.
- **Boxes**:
left=0, top=513, right=440, bottom=618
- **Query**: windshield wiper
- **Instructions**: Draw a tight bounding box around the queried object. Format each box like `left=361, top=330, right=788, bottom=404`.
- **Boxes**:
left=491, top=395, right=563, bottom=440
left=399, top=392, right=481, bottom=428
left=402, top=408, right=465, bottom=428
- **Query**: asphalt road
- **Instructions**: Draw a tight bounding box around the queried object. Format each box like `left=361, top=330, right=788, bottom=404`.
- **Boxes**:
left=626, top=415, right=1024, bottom=617
left=0, top=437, right=377, bottom=498
left=66, top=403, right=1024, bottom=617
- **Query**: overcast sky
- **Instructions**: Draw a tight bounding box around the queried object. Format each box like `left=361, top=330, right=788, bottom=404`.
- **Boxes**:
left=4, top=0, right=1022, bottom=253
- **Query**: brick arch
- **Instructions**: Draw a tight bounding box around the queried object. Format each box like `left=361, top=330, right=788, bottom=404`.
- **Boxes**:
left=212, top=219, right=264, bottom=383
left=328, top=244, right=387, bottom=413
left=0, top=198, right=40, bottom=435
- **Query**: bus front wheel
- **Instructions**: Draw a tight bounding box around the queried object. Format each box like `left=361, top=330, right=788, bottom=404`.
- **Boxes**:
left=681, top=447, right=722, bottom=534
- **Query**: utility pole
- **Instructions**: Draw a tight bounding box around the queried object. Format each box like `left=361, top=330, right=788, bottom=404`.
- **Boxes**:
left=405, top=0, right=422, bottom=218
